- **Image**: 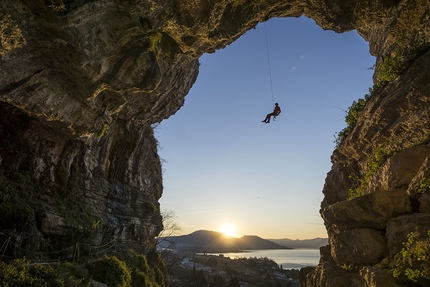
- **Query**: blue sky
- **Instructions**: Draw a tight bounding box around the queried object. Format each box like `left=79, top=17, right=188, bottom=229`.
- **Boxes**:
left=155, top=16, right=375, bottom=240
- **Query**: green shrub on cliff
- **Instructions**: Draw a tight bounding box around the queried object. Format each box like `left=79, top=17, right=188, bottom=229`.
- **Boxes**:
left=148, top=32, right=162, bottom=54
left=89, top=255, right=132, bottom=287
left=117, top=249, right=166, bottom=287
left=334, top=49, right=410, bottom=148
left=334, top=93, right=372, bottom=148
left=416, top=177, right=430, bottom=194
left=392, top=231, right=430, bottom=285
left=376, top=52, right=407, bottom=84
left=88, top=250, right=166, bottom=287
left=0, top=259, right=91, bottom=287
left=347, top=144, right=400, bottom=200
left=1, top=250, right=166, bottom=287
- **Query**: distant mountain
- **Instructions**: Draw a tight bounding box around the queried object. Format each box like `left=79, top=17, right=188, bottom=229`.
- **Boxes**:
left=269, top=238, right=328, bottom=249
left=239, top=235, right=289, bottom=250
left=160, top=230, right=291, bottom=253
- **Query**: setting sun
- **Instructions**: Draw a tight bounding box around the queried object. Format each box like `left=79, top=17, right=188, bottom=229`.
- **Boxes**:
left=220, top=224, right=236, bottom=237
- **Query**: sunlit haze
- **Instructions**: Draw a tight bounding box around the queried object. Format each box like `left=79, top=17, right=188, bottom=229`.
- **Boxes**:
left=220, top=224, right=237, bottom=237
left=156, top=16, right=375, bottom=239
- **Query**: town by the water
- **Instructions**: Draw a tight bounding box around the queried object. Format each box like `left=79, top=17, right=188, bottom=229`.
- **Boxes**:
left=163, top=251, right=301, bottom=287
left=159, top=230, right=325, bottom=286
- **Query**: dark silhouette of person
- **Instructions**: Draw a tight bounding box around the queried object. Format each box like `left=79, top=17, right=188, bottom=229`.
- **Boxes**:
left=262, top=103, right=281, bottom=123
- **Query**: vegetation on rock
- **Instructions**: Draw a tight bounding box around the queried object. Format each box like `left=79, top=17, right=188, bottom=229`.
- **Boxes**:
left=334, top=93, right=372, bottom=148
left=392, top=231, right=430, bottom=285
left=416, top=178, right=430, bottom=195
left=0, top=259, right=91, bottom=287
left=346, top=144, right=400, bottom=200
left=0, top=250, right=166, bottom=287
left=334, top=46, right=426, bottom=149
left=88, top=250, right=166, bottom=287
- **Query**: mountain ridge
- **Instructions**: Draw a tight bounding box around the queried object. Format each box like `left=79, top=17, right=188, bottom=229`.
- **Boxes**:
left=160, top=230, right=328, bottom=252
left=269, top=238, right=329, bottom=249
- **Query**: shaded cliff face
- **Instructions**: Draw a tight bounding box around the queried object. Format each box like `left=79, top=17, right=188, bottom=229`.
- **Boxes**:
left=0, top=0, right=200, bottom=258
left=1, top=0, right=429, bottom=285
left=309, top=48, right=430, bottom=287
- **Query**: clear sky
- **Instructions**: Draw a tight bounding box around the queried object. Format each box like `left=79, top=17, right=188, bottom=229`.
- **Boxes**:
left=155, top=16, right=375, bottom=240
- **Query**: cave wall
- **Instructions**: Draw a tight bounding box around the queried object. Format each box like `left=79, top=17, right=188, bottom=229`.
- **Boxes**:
left=0, top=0, right=200, bottom=259
left=1, top=0, right=430, bottom=286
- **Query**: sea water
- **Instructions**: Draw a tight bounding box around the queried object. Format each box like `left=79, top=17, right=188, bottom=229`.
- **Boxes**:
left=206, top=249, right=320, bottom=269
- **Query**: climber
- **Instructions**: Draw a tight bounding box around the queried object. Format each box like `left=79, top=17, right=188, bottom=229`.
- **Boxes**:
left=262, top=103, right=281, bottom=123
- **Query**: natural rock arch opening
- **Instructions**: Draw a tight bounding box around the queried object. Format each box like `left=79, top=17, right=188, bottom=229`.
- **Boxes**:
left=157, top=16, right=375, bottom=241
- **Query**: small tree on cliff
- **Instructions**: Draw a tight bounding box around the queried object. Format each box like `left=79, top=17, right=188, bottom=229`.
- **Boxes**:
left=155, top=209, right=181, bottom=250
left=155, top=209, right=182, bottom=270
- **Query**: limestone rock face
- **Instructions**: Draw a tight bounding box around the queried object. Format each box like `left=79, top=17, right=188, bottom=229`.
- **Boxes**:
left=1, top=1, right=430, bottom=286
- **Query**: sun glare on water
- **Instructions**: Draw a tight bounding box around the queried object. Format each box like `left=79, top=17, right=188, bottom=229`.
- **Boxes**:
left=220, top=224, right=236, bottom=237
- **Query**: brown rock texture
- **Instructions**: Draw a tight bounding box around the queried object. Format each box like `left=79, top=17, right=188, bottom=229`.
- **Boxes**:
left=0, top=0, right=429, bottom=286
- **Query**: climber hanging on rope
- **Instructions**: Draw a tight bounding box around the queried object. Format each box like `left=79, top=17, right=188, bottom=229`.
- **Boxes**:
left=262, top=103, right=281, bottom=123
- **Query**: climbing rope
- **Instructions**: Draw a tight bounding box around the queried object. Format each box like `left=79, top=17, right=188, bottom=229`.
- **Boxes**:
left=264, top=23, right=275, bottom=106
